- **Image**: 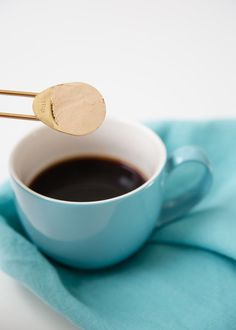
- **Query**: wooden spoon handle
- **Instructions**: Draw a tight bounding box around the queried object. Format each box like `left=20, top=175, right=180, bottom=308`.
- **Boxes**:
left=0, top=89, right=38, bottom=97
left=0, top=112, right=38, bottom=121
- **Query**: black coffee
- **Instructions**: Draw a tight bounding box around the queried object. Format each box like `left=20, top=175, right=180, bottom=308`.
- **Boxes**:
left=29, top=156, right=146, bottom=202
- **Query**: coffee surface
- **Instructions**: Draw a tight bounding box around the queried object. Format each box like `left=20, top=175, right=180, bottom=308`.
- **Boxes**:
left=29, top=156, right=146, bottom=202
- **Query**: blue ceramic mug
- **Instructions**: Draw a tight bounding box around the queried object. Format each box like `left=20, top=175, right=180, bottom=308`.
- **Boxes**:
left=9, top=117, right=212, bottom=269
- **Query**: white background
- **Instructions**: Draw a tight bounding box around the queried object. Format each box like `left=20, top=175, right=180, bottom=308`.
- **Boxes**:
left=0, top=0, right=235, bottom=329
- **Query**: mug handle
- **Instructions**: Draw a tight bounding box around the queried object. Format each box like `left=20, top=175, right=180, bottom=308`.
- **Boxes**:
left=157, top=146, right=213, bottom=228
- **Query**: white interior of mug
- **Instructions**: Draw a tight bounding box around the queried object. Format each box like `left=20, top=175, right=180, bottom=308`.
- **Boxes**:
left=10, top=117, right=166, bottom=192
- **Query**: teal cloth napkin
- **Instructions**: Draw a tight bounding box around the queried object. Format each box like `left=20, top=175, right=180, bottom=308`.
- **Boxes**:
left=0, top=120, right=236, bottom=330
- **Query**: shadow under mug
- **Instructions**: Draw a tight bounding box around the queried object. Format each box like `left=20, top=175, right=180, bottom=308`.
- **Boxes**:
left=9, top=117, right=212, bottom=269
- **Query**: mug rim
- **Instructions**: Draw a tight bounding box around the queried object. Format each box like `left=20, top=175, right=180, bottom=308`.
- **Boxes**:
left=9, top=117, right=167, bottom=205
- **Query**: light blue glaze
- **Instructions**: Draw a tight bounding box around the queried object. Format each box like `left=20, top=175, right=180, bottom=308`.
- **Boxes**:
left=11, top=145, right=212, bottom=269
left=159, top=146, right=213, bottom=226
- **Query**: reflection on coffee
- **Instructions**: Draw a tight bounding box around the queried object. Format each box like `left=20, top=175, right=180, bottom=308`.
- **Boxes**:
left=29, top=156, right=146, bottom=202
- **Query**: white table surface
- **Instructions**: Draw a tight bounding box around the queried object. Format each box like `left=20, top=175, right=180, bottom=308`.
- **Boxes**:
left=0, top=0, right=235, bottom=328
